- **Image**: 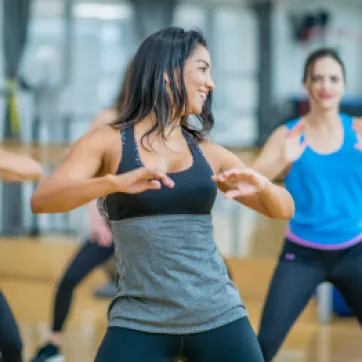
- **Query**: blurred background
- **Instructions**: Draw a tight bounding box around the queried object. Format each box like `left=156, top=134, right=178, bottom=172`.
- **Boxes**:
left=1, top=0, right=362, bottom=361
left=1, top=0, right=362, bottom=241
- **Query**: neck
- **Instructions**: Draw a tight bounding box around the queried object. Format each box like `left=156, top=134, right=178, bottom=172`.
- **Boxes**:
left=138, top=114, right=183, bottom=140
left=305, top=107, right=340, bottom=130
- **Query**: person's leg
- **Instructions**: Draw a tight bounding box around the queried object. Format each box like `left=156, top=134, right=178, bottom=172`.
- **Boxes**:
left=52, top=240, right=114, bottom=334
left=258, top=242, right=326, bottom=361
left=330, top=242, right=362, bottom=323
left=95, top=327, right=179, bottom=362
left=31, top=240, right=114, bottom=362
left=0, top=291, right=23, bottom=362
left=183, top=317, right=263, bottom=362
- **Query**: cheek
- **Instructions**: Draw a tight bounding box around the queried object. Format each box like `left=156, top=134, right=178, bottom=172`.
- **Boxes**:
left=336, top=84, right=345, bottom=95
left=306, top=83, right=318, bottom=97
left=186, top=71, right=204, bottom=88
left=184, top=76, right=196, bottom=95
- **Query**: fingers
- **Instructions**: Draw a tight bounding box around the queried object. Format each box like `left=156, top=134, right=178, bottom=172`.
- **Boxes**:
left=137, top=167, right=175, bottom=189
left=98, top=238, right=113, bottom=247
left=142, top=169, right=174, bottom=188
left=212, top=168, right=255, bottom=183
left=146, top=179, right=162, bottom=190
left=212, top=169, right=239, bottom=182
left=224, top=189, right=243, bottom=199
left=223, top=184, right=258, bottom=199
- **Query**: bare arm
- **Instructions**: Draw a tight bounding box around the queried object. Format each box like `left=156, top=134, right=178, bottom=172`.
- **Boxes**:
left=252, top=126, right=290, bottom=181
left=31, top=126, right=174, bottom=214
left=56, top=108, right=118, bottom=161
left=31, top=127, right=115, bottom=213
left=0, top=149, right=43, bottom=181
left=86, top=109, right=118, bottom=218
left=203, top=141, right=294, bottom=219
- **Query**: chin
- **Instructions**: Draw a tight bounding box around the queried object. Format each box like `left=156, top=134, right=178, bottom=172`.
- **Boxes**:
left=187, top=104, right=203, bottom=115
left=322, top=104, right=339, bottom=111
left=315, top=100, right=339, bottom=111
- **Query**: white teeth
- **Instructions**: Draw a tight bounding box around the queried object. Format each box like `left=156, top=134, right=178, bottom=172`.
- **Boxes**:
left=199, top=92, right=207, bottom=101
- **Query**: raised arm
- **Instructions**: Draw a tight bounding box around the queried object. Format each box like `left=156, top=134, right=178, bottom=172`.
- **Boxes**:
left=31, top=126, right=174, bottom=214
left=0, top=149, right=43, bottom=181
left=252, top=126, right=289, bottom=180
left=203, top=141, right=294, bottom=219
left=253, top=121, right=307, bottom=180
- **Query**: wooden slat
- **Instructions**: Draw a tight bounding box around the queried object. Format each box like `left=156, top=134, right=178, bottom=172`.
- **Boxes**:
left=0, top=237, right=80, bottom=281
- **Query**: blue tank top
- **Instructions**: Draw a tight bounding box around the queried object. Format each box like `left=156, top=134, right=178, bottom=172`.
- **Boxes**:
left=284, top=113, right=362, bottom=249
left=102, top=126, right=246, bottom=334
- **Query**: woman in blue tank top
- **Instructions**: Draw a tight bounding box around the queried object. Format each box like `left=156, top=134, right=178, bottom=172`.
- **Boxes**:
left=253, top=48, right=362, bottom=361
left=31, top=27, right=294, bottom=362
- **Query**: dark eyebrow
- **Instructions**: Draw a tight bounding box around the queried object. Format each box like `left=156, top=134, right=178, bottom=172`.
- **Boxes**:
left=196, top=59, right=210, bottom=68
left=312, top=72, right=341, bottom=78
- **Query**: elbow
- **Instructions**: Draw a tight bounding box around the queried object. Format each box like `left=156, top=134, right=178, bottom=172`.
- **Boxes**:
left=280, top=204, right=295, bottom=220
left=31, top=183, right=51, bottom=214
left=31, top=193, right=46, bottom=214
left=284, top=193, right=296, bottom=219
left=270, top=197, right=295, bottom=220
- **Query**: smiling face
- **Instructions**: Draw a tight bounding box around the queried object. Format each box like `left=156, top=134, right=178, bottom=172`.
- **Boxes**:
left=304, top=56, right=345, bottom=111
left=182, top=44, right=215, bottom=115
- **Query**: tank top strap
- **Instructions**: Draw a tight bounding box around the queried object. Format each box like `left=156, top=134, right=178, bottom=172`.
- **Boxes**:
left=340, top=113, right=357, bottom=148
left=121, top=126, right=135, bottom=156
left=115, top=126, right=140, bottom=173
left=182, top=129, right=214, bottom=176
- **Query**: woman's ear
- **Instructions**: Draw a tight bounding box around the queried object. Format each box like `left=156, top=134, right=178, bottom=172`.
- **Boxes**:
left=164, top=72, right=170, bottom=85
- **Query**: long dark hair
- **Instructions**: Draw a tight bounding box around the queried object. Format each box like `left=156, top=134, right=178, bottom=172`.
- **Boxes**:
left=113, top=61, right=133, bottom=111
left=303, top=47, right=346, bottom=83
left=112, top=27, right=214, bottom=147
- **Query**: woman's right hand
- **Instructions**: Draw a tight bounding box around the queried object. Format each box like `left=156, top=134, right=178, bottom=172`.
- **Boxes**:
left=108, top=167, right=174, bottom=194
left=282, top=120, right=308, bottom=164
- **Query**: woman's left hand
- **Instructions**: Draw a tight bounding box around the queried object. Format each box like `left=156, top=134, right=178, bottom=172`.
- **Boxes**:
left=212, top=168, right=268, bottom=199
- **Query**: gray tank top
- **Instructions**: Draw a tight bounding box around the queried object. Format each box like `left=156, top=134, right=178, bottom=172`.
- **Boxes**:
left=104, top=127, right=247, bottom=334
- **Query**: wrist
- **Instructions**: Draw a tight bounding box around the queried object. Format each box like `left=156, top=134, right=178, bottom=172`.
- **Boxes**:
left=101, top=174, right=119, bottom=195
left=258, top=177, right=271, bottom=195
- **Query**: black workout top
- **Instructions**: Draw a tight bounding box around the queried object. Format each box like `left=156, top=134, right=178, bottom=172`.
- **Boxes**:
left=105, top=126, right=217, bottom=221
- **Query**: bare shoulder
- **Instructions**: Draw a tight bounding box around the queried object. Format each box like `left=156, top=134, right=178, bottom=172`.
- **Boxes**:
left=80, top=123, right=119, bottom=147
left=199, top=139, right=227, bottom=156
left=70, top=124, right=121, bottom=165
left=268, top=124, right=289, bottom=141
left=351, top=115, right=362, bottom=123
left=54, top=124, right=122, bottom=178
left=89, top=108, right=118, bottom=131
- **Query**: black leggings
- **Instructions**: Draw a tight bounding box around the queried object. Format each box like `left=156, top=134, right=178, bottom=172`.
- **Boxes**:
left=95, top=317, right=263, bottom=362
left=0, top=291, right=23, bottom=362
left=52, top=239, right=114, bottom=332
left=258, top=240, right=362, bottom=361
